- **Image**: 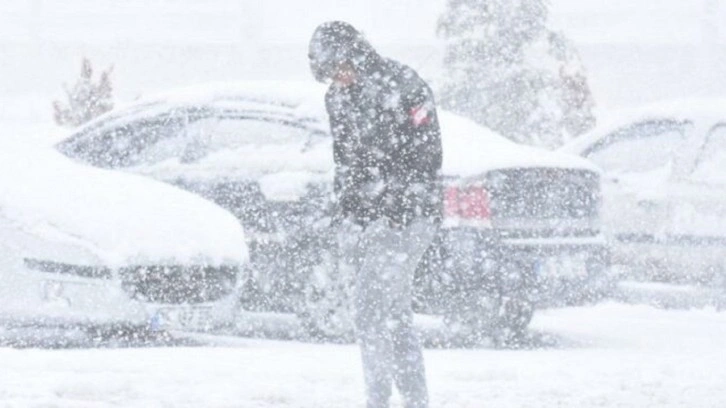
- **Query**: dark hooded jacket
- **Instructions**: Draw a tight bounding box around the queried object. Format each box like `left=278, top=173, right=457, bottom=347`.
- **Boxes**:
left=324, top=54, right=443, bottom=228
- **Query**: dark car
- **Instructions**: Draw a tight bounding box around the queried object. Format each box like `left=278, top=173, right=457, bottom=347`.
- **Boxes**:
left=56, top=81, right=609, bottom=341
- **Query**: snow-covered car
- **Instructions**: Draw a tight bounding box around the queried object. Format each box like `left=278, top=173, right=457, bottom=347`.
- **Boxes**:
left=0, top=140, right=248, bottom=334
left=55, top=81, right=608, bottom=340
left=561, top=99, right=726, bottom=285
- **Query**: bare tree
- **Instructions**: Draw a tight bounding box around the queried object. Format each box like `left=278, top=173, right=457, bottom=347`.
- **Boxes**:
left=53, top=58, right=114, bottom=127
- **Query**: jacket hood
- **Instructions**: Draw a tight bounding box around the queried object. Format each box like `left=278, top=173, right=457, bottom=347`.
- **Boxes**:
left=308, top=21, right=380, bottom=82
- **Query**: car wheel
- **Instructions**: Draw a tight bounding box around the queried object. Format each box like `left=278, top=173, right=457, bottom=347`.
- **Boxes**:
left=490, top=293, right=535, bottom=347
left=442, top=289, right=535, bottom=347
left=442, top=257, right=537, bottom=347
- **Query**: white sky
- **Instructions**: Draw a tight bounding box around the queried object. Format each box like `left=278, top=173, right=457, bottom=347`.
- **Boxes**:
left=0, top=0, right=724, bottom=110
left=0, top=0, right=720, bottom=45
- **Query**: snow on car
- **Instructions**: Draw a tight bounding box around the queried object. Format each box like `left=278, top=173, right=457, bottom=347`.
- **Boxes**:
left=0, top=139, right=248, bottom=333
left=55, top=81, right=609, bottom=341
left=561, top=98, right=726, bottom=285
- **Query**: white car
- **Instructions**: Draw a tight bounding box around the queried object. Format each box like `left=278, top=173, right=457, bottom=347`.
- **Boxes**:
left=0, top=140, right=248, bottom=333
left=55, top=81, right=607, bottom=340
left=561, top=99, right=726, bottom=284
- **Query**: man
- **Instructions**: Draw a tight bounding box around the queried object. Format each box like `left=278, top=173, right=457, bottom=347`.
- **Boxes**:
left=308, top=21, right=443, bottom=408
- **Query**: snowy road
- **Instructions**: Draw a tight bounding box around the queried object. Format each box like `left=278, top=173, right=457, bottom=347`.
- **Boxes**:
left=1, top=302, right=725, bottom=408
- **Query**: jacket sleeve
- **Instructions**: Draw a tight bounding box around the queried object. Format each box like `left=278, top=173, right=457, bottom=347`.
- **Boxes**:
left=383, top=71, right=443, bottom=225
left=397, top=74, right=443, bottom=183
left=325, top=88, right=354, bottom=170
left=325, top=87, right=372, bottom=223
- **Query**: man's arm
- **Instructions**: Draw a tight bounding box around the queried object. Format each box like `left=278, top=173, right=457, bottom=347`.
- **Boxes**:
left=325, top=88, right=355, bottom=170
left=380, top=68, right=443, bottom=226
left=325, top=87, right=370, bottom=224
left=398, top=73, right=443, bottom=181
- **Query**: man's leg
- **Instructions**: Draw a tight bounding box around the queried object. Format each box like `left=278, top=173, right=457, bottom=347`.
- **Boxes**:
left=354, top=220, right=398, bottom=408
left=354, top=219, right=436, bottom=408
left=390, top=220, right=436, bottom=408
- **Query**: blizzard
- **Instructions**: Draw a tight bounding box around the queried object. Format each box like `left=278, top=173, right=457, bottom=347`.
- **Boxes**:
left=2, top=1, right=726, bottom=407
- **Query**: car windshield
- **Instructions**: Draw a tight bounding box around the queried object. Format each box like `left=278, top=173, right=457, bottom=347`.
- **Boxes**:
left=585, top=119, right=689, bottom=175
left=58, top=108, right=199, bottom=168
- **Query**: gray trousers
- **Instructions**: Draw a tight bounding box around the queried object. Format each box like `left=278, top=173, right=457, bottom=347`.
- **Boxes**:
left=339, top=218, right=437, bottom=408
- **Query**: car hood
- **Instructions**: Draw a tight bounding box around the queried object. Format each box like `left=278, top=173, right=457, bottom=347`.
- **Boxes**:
left=0, top=141, right=248, bottom=268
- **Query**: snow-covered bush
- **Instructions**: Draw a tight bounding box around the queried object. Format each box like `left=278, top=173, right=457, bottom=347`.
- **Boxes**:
left=438, top=0, right=595, bottom=148
left=53, top=58, right=114, bottom=127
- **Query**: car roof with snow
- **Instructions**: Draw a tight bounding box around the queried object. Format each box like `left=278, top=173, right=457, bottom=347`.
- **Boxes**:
left=61, top=80, right=600, bottom=176
left=0, top=140, right=247, bottom=268
left=561, top=98, right=726, bottom=155
left=69, top=80, right=331, bottom=137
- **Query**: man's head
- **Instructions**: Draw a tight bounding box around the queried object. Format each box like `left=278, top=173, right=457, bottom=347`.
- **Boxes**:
left=308, top=21, right=375, bottom=85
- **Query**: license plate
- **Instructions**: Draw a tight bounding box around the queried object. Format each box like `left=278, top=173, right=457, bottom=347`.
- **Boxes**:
left=534, top=254, right=588, bottom=279
left=151, top=306, right=214, bottom=331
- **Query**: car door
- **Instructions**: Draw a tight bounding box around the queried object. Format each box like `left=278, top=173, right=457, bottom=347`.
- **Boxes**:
left=581, top=119, right=690, bottom=269
left=667, top=123, right=726, bottom=277
left=171, top=115, right=334, bottom=311
left=132, top=113, right=332, bottom=221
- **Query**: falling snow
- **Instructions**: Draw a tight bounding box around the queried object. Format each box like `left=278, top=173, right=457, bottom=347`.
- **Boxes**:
left=1, top=1, right=725, bottom=407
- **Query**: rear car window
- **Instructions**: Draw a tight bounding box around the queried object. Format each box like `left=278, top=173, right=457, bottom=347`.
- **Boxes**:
left=585, top=119, right=689, bottom=174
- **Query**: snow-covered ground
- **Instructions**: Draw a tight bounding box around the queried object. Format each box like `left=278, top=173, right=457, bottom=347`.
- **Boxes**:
left=1, top=302, right=725, bottom=407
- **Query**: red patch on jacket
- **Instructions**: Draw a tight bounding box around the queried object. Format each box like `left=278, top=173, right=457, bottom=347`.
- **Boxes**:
left=409, top=106, right=432, bottom=127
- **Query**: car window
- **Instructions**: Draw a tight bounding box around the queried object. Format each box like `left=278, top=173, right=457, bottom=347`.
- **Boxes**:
left=134, top=116, right=325, bottom=165
left=691, top=124, right=726, bottom=184
left=203, top=117, right=319, bottom=150
left=58, top=111, right=191, bottom=168
left=131, top=117, right=201, bottom=164
left=585, top=120, right=688, bottom=174
left=60, top=107, right=326, bottom=168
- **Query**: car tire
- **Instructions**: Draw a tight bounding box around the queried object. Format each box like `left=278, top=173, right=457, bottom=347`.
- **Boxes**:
left=442, top=288, right=535, bottom=347
left=491, top=293, right=535, bottom=347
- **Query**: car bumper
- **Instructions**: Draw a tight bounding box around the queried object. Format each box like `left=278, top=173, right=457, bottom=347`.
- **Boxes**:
left=2, top=260, right=239, bottom=331
left=0, top=269, right=147, bottom=327
left=440, top=227, right=609, bottom=267
left=432, top=227, right=611, bottom=304
left=610, top=237, right=726, bottom=284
